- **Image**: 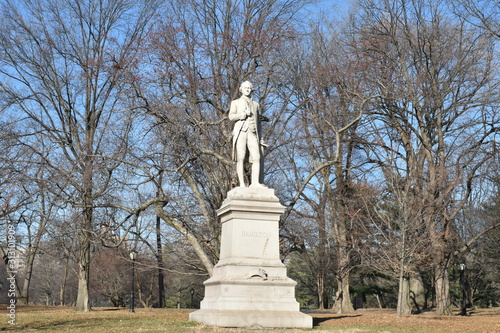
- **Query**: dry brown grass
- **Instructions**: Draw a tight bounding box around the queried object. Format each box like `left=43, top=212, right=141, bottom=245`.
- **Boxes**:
left=0, top=305, right=498, bottom=332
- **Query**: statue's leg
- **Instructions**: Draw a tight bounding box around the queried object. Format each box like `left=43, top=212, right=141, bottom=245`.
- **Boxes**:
left=248, top=132, right=263, bottom=187
left=235, top=132, right=248, bottom=187
left=237, top=160, right=246, bottom=187
left=250, top=161, right=260, bottom=187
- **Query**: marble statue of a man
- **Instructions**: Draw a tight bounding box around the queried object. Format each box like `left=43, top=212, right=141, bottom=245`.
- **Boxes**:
left=229, top=81, right=266, bottom=187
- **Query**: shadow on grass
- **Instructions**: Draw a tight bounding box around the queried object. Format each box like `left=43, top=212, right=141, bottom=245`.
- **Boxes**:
left=313, top=314, right=362, bottom=326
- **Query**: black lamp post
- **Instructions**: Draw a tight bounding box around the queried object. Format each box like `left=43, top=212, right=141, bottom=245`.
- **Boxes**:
left=190, top=288, right=195, bottom=309
left=460, top=263, right=466, bottom=316
left=129, top=250, right=137, bottom=313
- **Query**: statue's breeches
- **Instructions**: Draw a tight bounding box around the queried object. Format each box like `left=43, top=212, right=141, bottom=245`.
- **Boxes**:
left=235, top=130, right=260, bottom=163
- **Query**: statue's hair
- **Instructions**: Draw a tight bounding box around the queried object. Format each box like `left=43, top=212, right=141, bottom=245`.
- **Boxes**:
left=240, top=81, right=253, bottom=90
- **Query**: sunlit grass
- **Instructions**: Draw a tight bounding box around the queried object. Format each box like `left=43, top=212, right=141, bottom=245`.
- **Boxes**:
left=0, top=305, right=498, bottom=332
left=1, top=306, right=197, bottom=332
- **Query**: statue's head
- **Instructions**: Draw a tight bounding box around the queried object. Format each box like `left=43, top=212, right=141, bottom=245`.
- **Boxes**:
left=239, top=81, right=253, bottom=94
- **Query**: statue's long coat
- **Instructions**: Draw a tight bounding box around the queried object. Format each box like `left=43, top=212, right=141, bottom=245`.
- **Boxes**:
left=228, top=97, right=261, bottom=161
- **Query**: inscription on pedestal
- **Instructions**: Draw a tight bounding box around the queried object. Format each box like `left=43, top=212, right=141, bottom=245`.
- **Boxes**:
left=241, top=231, right=271, bottom=238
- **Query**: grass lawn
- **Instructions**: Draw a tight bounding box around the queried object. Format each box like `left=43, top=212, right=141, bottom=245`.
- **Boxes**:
left=0, top=305, right=498, bottom=332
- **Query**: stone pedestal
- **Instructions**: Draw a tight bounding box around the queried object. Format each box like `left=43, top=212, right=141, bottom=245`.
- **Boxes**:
left=189, top=187, right=312, bottom=328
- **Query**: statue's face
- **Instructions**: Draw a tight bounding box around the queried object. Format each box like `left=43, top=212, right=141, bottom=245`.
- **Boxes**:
left=240, top=83, right=253, bottom=97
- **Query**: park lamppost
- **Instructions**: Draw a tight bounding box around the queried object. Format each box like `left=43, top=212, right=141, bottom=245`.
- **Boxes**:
left=190, top=288, right=195, bottom=309
left=129, top=250, right=137, bottom=313
left=460, top=263, right=466, bottom=316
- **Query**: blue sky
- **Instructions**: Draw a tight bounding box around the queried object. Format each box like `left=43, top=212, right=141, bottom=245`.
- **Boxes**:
left=311, top=0, right=353, bottom=16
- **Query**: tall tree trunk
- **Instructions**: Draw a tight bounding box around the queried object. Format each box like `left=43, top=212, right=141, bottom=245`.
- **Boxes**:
left=155, top=174, right=165, bottom=308
left=332, top=242, right=354, bottom=313
left=434, top=263, right=452, bottom=315
left=75, top=261, right=90, bottom=311
left=317, top=211, right=327, bottom=310
left=18, top=212, right=49, bottom=305
left=60, top=262, right=69, bottom=306
left=397, top=224, right=411, bottom=316
left=333, top=273, right=354, bottom=313
left=430, top=218, right=453, bottom=315
left=397, top=269, right=411, bottom=316
left=409, top=273, right=427, bottom=312
left=317, top=275, right=325, bottom=310
left=17, top=249, right=33, bottom=305
left=76, top=163, right=93, bottom=312
left=331, top=167, right=355, bottom=314
left=156, top=214, right=165, bottom=308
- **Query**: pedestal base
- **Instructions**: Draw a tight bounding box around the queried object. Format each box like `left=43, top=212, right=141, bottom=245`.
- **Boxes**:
left=189, top=187, right=312, bottom=329
left=190, top=309, right=312, bottom=329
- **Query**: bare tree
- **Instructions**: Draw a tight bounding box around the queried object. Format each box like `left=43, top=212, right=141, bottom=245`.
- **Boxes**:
left=276, top=18, right=378, bottom=313
left=356, top=0, right=500, bottom=315
left=359, top=174, right=431, bottom=316
left=0, top=0, right=160, bottom=311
